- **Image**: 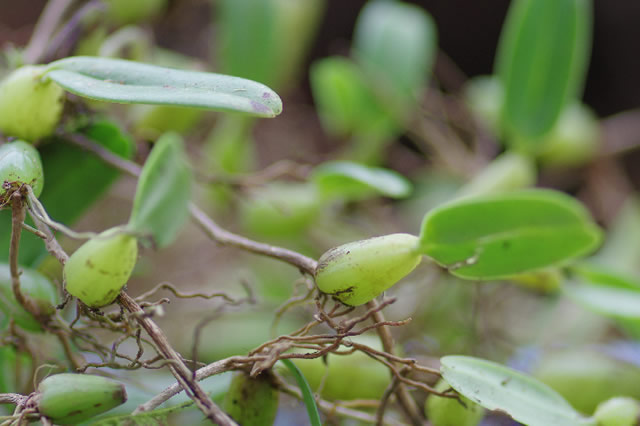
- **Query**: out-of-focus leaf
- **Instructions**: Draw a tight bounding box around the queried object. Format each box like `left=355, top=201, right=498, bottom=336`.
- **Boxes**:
left=441, top=355, right=594, bottom=426
left=310, top=57, right=395, bottom=138
left=0, top=120, right=134, bottom=266
left=495, top=0, right=592, bottom=147
left=353, top=0, right=436, bottom=119
left=128, top=133, right=192, bottom=248
left=311, top=161, right=411, bottom=200
left=455, top=152, right=536, bottom=199
left=419, top=190, right=602, bottom=279
left=45, top=56, right=282, bottom=118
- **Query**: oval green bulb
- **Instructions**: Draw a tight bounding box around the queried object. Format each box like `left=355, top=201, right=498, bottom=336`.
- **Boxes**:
left=64, top=229, right=138, bottom=308
left=0, top=66, right=64, bottom=141
left=37, top=373, right=127, bottom=424
left=594, top=397, right=640, bottom=426
left=426, top=379, right=485, bottom=426
left=0, top=140, right=44, bottom=203
left=223, top=372, right=279, bottom=426
left=315, top=233, right=422, bottom=306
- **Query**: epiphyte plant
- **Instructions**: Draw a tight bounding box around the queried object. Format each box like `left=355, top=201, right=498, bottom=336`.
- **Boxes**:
left=1, top=0, right=638, bottom=425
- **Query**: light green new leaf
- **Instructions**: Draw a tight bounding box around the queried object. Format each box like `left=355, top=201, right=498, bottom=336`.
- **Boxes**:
left=353, top=0, right=436, bottom=119
left=419, top=189, right=601, bottom=279
left=496, top=0, right=592, bottom=147
left=44, top=56, right=282, bottom=117
left=565, top=265, right=640, bottom=319
left=128, top=133, right=193, bottom=248
left=311, top=161, right=412, bottom=200
left=441, top=356, right=595, bottom=426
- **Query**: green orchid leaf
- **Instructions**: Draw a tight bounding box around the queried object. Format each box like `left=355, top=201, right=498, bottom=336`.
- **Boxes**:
left=441, top=355, right=595, bottom=426
left=282, top=359, right=322, bottom=426
left=353, top=0, right=437, bottom=119
left=419, top=189, right=602, bottom=279
left=311, top=161, right=412, bottom=200
left=45, top=56, right=282, bottom=118
left=128, top=132, right=193, bottom=248
left=495, top=0, right=592, bottom=147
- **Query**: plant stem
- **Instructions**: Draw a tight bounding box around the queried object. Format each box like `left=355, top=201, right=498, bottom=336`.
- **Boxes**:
left=23, top=0, right=76, bottom=64
left=62, top=132, right=318, bottom=274
left=118, top=293, right=237, bottom=425
left=367, top=300, right=424, bottom=426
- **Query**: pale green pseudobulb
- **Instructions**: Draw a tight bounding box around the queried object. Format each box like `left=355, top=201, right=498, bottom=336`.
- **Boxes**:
left=426, top=378, right=485, bottom=426
left=593, top=397, right=640, bottom=426
left=0, top=66, right=64, bottom=141
left=0, top=140, right=44, bottom=203
left=315, top=233, right=422, bottom=306
left=64, top=229, right=138, bottom=308
left=223, top=372, right=279, bottom=426
left=36, top=373, right=127, bottom=424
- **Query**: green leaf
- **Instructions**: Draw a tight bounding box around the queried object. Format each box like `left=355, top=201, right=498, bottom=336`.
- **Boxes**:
left=419, top=189, right=602, bottom=279
left=441, top=355, right=595, bottom=426
left=495, top=0, right=592, bottom=146
left=311, top=161, right=412, bottom=200
left=128, top=132, right=193, bottom=248
left=44, top=56, right=282, bottom=118
left=281, top=359, right=322, bottom=426
left=0, top=120, right=134, bottom=266
left=353, top=0, right=436, bottom=119
left=565, top=265, right=640, bottom=319
left=309, top=57, right=395, bottom=138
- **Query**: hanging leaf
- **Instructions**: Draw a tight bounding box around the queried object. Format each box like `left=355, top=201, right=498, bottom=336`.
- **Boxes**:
left=44, top=56, right=282, bottom=118
left=441, top=355, right=595, bottom=426
left=495, top=0, right=592, bottom=147
left=419, top=189, right=602, bottom=279
left=311, top=161, right=412, bottom=200
left=128, top=133, right=193, bottom=248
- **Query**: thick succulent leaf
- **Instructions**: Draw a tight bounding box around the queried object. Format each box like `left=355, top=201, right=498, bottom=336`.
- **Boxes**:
left=495, top=0, right=592, bottom=146
left=0, top=120, right=133, bottom=266
left=419, top=190, right=602, bottom=279
left=311, top=161, right=412, bottom=200
left=128, top=133, right=193, bottom=248
left=441, top=356, right=595, bottom=426
left=45, top=56, right=282, bottom=117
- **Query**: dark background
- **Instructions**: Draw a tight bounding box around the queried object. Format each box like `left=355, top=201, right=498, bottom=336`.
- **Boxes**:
left=1, top=0, right=639, bottom=118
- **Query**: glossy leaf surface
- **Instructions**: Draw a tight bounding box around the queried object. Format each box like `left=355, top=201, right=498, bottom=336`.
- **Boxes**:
left=441, top=356, right=594, bottom=426
left=45, top=56, right=282, bottom=117
left=128, top=133, right=193, bottom=248
left=419, top=190, right=601, bottom=279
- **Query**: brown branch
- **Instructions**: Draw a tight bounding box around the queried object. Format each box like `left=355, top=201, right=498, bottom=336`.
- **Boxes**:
left=367, top=300, right=424, bottom=426
left=118, top=292, right=237, bottom=425
left=62, top=132, right=318, bottom=275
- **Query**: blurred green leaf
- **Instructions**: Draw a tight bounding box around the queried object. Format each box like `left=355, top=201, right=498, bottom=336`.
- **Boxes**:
left=310, top=57, right=395, bottom=138
left=311, top=161, right=412, bottom=200
left=282, top=359, right=322, bottom=426
left=495, top=0, right=592, bottom=146
left=419, top=190, right=602, bottom=279
left=45, top=56, right=282, bottom=118
left=566, top=265, right=640, bottom=320
left=0, top=120, right=133, bottom=266
left=441, top=355, right=594, bottom=426
left=128, top=133, right=192, bottom=248
left=353, top=0, right=437, bottom=120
